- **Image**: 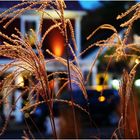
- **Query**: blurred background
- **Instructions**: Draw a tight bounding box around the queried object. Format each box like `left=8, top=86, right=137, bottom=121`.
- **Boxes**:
left=0, top=0, right=140, bottom=139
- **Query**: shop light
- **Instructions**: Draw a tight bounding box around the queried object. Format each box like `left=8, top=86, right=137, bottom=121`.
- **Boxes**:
left=112, top=79, right=119, bottom=90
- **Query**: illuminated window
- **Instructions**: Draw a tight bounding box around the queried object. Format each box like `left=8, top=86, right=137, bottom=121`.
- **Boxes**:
left=42, top=19, right=75, bottom=59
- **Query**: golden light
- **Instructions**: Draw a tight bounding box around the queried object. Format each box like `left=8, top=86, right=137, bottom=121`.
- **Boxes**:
left=135, top=59, right=140, bottom=64
left=51, top=30, right=64, bottom=57
left=53, top=43, right=63, bottom=57
left=96, top=85, right=103, bottom=92
left=25, top=113, right=29, bottom=118
left=96, top=73, right=109, bottom=86
left=49, top=80, right=54, bottom=89
left=95, top=85, right=109, bottom=92
left=28, top=29, right=36, bottom=46
left=98, top=95, right=106, bottom=102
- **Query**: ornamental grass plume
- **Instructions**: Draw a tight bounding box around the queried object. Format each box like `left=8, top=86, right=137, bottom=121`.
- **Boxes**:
left=111, top=65, right=139, bottom=139
left=117, top=2, right=140, bottom=43
left=119, top=68, right=139, bottom=139
left=0, top=0, right=91, bottom=138
left=87, top=3, right=140, bottom=139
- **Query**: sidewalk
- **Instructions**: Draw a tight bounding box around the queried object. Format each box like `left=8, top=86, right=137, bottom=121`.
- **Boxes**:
left=0, top=121, right=117, bottom=139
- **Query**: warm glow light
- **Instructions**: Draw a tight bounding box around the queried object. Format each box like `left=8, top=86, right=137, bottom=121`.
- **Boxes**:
left=135, top=59, right=140, bottom=64
left=96, top=85, right=103, bottom=92
left=28, top=29, right=36, bottom=45
left=49, top=80, right=54, bottom=89
left=53, top=45, right=63, bottom=57
left=51, top=30, right=64, bottom=57
left=98, top=96, right=106, bottom=102
left=25, top=113, right=29, bottom=118
left=96, top=85, right=109, bottom=92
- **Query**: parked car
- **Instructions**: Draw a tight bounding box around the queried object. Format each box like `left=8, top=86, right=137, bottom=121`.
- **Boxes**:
left=60, top=88, right=120, bottom=125
left=28, top=88, right=120, bottom=130
left=87, top=89, right=120, bottom=125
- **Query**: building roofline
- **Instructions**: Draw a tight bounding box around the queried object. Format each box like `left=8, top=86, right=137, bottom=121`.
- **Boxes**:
left=0, top=8, right=87, bottom=19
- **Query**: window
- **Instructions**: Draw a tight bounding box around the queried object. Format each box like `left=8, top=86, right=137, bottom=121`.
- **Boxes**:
left=20, top=15, right=41, bottom=46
